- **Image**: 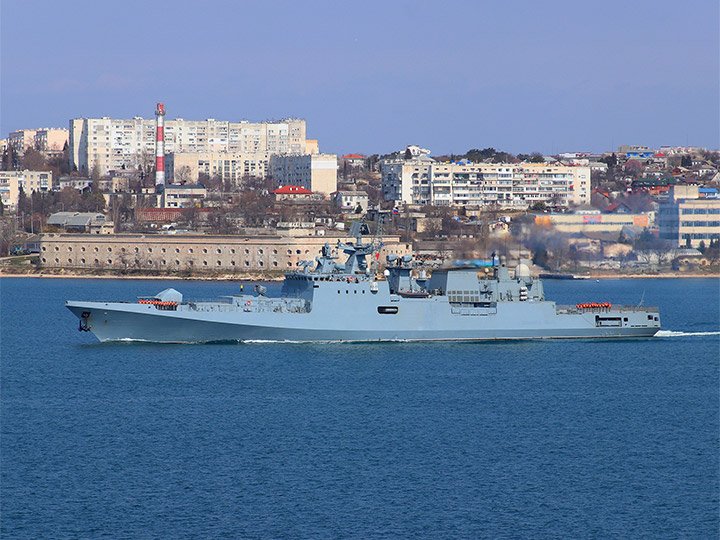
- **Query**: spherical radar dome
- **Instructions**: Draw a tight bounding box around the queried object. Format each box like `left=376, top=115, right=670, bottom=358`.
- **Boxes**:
left=515, top=263, right=530, bottom=278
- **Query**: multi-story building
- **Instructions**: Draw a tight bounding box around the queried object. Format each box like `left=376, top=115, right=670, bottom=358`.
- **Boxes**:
left=658, top=185, right=720, bottom=247
left=34, top=128, right=69, bottom=152
left=7, top=128, right=68, bottom=154
left=0, top=170, right=54, bottom=211
left=269, top=154, right=338, bottom=196
left=8, top=129, right=37, bottom=154
left=166, top=151, right=271, bottom=185
left=381, top=156, right=590, bottom=208
left=69, top=117, right=307, bottom=175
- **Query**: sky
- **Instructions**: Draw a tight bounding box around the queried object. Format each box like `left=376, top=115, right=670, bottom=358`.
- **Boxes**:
left=1, top=0, right=718, bottom=156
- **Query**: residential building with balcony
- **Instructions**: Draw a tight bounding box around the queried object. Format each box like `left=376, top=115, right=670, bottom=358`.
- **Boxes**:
left=0, top=170, right=54, bottom=211
left=166, top=151, right=271, bottom=185
left=69, top=117, right=307, bottom=175
left=381, top=156, right=590, bottom=209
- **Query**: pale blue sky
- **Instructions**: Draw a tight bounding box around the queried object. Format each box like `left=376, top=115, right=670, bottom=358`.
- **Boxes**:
left=2, top=0, right=718, bottom=155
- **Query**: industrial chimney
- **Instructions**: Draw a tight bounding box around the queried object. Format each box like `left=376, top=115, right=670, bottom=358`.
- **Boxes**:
left=155, top=102, right=166, bottom=193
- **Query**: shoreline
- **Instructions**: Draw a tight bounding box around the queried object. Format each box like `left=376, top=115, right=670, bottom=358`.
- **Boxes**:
left=1, top=269, right=717, bottom=280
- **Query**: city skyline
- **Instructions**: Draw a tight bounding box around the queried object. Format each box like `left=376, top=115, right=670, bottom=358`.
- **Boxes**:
left=1, top=0, right=718, bottom=156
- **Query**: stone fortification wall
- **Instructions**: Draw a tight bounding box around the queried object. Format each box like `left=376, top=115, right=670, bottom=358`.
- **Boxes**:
left=39, top=234, right=411, bottom=273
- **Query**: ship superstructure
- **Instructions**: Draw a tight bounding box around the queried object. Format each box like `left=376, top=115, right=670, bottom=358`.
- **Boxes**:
left=66, top=224, right=661, bottom=343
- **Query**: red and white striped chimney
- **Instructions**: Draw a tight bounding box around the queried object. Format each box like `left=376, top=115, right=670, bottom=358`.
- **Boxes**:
left=155, top=102, right=166, bottom=189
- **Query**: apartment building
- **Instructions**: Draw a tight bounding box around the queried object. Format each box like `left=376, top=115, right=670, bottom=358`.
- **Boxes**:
left=381, top=157, right=590, bottom=208
left=0, top=170, right=54, bottom=211
left=166, top=151, right=271, bottom=185
left=8, top=128, right=68, bottom=154
left=69, top=117, right=307, bottom=175
left=34, top=128, right=69, bottom=152
left=658, top=185, right=720, bottom=247
left=269, top=154, right=338, bottom=196
left=8, top=129, right=37, bottom=154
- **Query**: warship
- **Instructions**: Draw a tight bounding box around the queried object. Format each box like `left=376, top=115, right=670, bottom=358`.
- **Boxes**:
left=66, top=224, right=661, bottom=343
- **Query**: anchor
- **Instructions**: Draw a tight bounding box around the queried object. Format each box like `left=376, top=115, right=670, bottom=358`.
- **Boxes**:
left=78, top=311, right=92, bottom=332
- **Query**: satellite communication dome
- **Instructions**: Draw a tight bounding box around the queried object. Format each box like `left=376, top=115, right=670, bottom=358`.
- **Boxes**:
left=515, top=263, right=530, bottom=278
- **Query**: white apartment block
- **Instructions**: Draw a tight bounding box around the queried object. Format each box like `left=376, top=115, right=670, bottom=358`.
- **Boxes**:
left=0, top=170, right=54, bottom=211
left=167, top=151, right=271, bottom=185
left=69, top=117, right=306, bottom=175
left=381, top=158, right=590, bottom=208
left=269, top=154, right=338, bottom=196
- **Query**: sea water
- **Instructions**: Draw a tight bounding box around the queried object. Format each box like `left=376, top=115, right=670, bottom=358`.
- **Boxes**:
left=1, top=277, right=718, bottom=539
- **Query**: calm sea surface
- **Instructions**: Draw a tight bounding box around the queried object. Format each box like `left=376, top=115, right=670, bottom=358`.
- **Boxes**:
left=1, top=277, right=718, bottom=539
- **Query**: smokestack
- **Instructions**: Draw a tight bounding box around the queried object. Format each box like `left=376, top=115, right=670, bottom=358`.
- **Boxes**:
left=155, top=102, right=166, bottom=192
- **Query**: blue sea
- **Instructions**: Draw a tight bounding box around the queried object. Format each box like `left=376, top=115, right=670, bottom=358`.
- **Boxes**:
left=1, top=277, right=718, bottom=539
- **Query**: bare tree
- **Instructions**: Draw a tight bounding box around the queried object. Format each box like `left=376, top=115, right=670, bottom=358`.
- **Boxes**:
left=175, top=165, right=193, bottom=184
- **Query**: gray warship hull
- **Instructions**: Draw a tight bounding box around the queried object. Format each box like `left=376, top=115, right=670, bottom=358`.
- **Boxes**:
left=66, top=230, right=661, bottom=343
left=66, top=284, right=660, bottom=343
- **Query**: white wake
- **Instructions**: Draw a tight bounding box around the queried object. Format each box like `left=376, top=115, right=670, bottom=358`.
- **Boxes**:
left=655, top=330, right=720, bottom=338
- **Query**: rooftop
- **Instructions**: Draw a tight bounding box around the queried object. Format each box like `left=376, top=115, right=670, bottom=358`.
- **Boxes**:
left=272, top=185, right=313, bottom=195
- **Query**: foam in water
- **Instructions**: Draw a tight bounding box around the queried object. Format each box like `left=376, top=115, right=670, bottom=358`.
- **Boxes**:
left=655, top=330, right=720, bottom=338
